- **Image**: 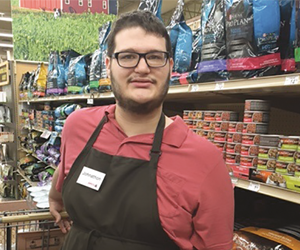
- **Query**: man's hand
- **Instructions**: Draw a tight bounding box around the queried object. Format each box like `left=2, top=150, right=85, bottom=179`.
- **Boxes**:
left=48, top=168, right=72, bottom=234
left=49, top=196, right=71, bottom=234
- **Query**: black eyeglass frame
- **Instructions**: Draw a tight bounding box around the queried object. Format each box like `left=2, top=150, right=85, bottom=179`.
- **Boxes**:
left=112, top=51, right=170, bottom=68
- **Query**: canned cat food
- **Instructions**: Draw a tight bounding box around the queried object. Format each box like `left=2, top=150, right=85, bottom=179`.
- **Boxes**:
left=242, top=133, right=260, bottom=145
left=227, top=132, right=242, bottom=143
left=257, top=158, right=276, bottom=171
left=183, top=110, right=204, bottom=120
left=229, top=164, right=252, bottom=180
left=195, top=120, right=203, bottom=129
left=258, top=146, right=278, bottom=159
left=184, top=119, right=194, bottom=129
left=228, top=122, right=243, bottom=133
left=225, top=153, right=240, bottom=164
left=213, top=141, right=226, bottom=151
left=242, top=123, right=268, bottom=134
left=295, top=165, right=300, bottom=176
left=226, top=143, right=241, bottom=154
left=296, top=152, right=300, bottom=164
left=259, top=134, right=280, bottom=147
left=214, top=121, right=229, bottom=132
left=202, top=121, right=212, bottom=130
left=201, top=130, right=215, bottom=140
left=204, top=111, right=217, bottom=121
left=277, top=149, right=296, bottom=162
left=215, top=111, right=238, bottom=121
left=240, top=144, right=259, bottom=156
left=214, top=131, right=227, bottom=142
left=243, top=111, right=269, bottom=123
left=266, top=172, right=286, bottom=187
left=245, top=100, right=270, bottom=111
left=279, top=136, right=299, bottom=150
left=193, top=129, right=202, bottom=136
left=240, top=156, right=258, bottom=168
left=276, top=161, right=296, bottom=175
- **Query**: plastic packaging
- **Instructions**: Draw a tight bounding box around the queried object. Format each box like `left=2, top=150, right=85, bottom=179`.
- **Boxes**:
left=46, top=51, right=65, bottom=96
left=279, top=0, right=296, bottom=72
left=138, top=0, right=163, bottom=20
left=226, top=0, right=281, bottom=78
left=197, top=0, right=228, bottom=82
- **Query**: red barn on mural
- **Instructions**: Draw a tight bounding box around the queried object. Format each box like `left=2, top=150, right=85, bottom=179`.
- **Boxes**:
left=19, top=0, right=117, bottom=15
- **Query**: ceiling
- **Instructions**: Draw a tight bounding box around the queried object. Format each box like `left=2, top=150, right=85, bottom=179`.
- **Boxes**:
left=0, top=0, right=13, bottom=61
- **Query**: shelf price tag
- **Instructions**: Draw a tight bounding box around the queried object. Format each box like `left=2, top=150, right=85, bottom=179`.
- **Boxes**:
left=87, top=98, right=94, bottom=105
left=248, top=181, right=260, bottom=192
left=284, top=76, right=299, bottom=85
left=41, top=130, right=52, bottom=139
left=215, top=82, right=225, bottom=90
left=190, top=84, right=199, bottom=92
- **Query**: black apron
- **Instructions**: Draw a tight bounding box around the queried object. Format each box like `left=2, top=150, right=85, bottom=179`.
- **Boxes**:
left=61, top=113, right=180, bottom=250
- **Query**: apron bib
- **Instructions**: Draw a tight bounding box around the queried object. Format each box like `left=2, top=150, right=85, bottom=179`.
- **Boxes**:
left=61, top=113, right=179, bottom=250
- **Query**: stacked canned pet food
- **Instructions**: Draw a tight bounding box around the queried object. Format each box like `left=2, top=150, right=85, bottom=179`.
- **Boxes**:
left=251, top=135, right=300, bottom=191
left=183, top=110, right=239, bottom=159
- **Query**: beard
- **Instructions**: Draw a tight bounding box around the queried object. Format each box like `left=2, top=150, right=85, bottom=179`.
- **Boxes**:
left=110, top=72, right=170, bottom=115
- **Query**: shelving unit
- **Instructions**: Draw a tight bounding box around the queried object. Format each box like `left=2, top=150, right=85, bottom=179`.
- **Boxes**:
left=0, top=61, right=19, bottom=199
left=232, top=177, right=300, bottom=205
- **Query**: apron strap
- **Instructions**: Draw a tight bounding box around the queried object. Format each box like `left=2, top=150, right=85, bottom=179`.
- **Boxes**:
left=81, top=115, right=108, bottom=154
left=81, top=112, right=165, bottom=169
left=149, top=112, right=165, bottom=169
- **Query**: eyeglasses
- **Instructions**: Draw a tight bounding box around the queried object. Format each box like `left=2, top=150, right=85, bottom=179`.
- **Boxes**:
left=112, top=51, right=170, bottom=68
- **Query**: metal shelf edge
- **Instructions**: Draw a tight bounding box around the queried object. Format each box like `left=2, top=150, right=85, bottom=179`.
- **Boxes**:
left=233, top=178, right=300, bottom=205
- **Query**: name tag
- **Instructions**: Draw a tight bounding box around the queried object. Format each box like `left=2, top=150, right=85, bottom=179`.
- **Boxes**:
left=76, top=166, right=106, bottom=191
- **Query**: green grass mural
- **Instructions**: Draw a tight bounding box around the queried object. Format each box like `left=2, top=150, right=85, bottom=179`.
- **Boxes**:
left=12, top=7, right=116, bottom=62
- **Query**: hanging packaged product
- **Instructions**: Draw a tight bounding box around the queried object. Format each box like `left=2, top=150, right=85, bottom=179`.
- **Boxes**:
left=225, top=0, right=281, bottom=78
left=98, top=22, right=112, bottom=93
left=19, top=72, right=31, bottom=100
left=46, top=51, right=65, bottom=96
left=61, top=49, right=82, bottom=91
left=190, top=27, right=202, bottom=73
left=197, top=0, right=228, bottom=83
left=67, top=54, right=92, bottom=94
left=279, top=0, right=296, bottom=72
left=31, top=63, right=47, bottom=98
left=138, top=0, right=163, bottom=20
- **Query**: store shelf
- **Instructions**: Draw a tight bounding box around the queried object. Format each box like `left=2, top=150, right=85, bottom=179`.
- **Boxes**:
left=232, top=178, right=300, bottom=205
left=19, top=92, right=114, bottom=103
left=16, top=167, right=37, bottom=187
left=22, top=125, right=61, bottom=138
left=18, top=73, right=300, bottom=103
left=19, top=147, right=57, bottom=170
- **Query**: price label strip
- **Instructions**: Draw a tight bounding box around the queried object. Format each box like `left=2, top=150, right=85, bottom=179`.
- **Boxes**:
left=284, top=76, right=299, bottom=86
left=190, top=84, right=199, bottom=92
left=215, top=82, right=225, bottom=90
left=41, top=130, right=52, bottom=139
left=87, top=98, right=94, bottom=105
left=248, top=181, right=260, bottom=192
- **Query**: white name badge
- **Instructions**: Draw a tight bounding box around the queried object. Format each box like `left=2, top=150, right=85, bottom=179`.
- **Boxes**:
left=76, top=166, right=106, bottom=191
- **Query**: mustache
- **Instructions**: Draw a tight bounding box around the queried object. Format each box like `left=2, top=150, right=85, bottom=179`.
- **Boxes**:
left=127, top=77, right=157, bottom=84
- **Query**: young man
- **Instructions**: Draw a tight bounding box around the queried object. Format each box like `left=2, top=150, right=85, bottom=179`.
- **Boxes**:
left=49, top=10, right=234, bottom=250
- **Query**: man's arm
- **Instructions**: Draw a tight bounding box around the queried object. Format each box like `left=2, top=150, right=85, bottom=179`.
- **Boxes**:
left=49, top=167, right=71, bottom=233
left=191, top=158, right=234, bottom=250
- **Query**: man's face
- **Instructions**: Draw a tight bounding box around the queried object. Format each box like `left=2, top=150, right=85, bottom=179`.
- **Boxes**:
left=106, top=27, right=174, bottom=114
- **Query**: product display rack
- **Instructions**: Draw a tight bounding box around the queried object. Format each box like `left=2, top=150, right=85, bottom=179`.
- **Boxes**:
left=12, top=61, right=300, bottom=230
left=0, top=61, right=20, bottom=199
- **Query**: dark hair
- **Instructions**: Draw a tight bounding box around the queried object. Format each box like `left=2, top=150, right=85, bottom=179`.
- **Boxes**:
left=107, top=10, right=172, bottom=58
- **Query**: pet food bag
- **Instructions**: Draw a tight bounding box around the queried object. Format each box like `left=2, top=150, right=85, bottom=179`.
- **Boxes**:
left=197, top=0, right=228, bottom=82
left=226, top=0, right=281, bottom=78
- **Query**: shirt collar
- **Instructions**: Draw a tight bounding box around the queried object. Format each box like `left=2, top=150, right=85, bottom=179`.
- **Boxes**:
left=104, top=104, right=188, bottom=148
